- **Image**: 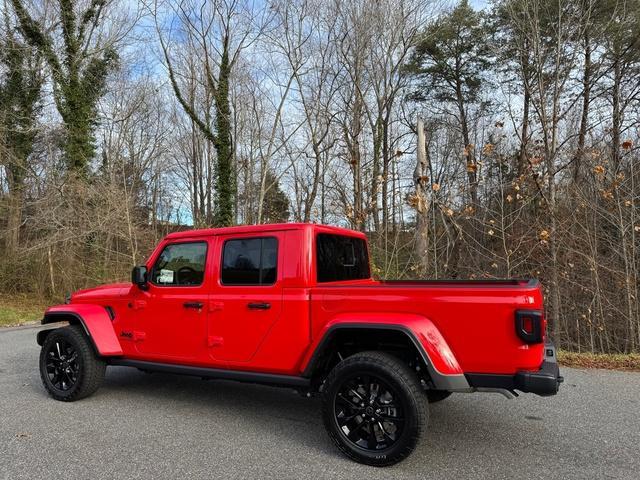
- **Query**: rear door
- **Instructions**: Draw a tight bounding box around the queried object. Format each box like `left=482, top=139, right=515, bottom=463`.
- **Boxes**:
left=207, top=233, right=283, bottom=363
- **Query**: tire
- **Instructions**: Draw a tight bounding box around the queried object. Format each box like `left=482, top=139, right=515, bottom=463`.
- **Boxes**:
left=321, top=351, right=428, bottom=467
left=39, top=325, right=106, bottom=402
left=426, top=390, right=452, bottom=403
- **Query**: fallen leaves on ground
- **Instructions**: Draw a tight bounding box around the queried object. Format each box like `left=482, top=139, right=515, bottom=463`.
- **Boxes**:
left=558, top=350, right=640, bottom=372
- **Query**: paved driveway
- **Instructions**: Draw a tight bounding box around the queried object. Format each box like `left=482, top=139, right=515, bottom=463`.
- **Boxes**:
left=1, top=325, right=639, bottom=479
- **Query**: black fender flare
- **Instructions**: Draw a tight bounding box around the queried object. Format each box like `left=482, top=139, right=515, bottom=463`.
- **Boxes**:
left=301, top=323, right=470, bottom=391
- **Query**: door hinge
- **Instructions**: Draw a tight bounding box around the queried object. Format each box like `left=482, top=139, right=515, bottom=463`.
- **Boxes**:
left=128, top=300, right=147, bottom=310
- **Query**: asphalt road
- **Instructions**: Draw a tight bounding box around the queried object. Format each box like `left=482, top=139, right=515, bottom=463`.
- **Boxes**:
left=1, top=325, right=639, bottom=480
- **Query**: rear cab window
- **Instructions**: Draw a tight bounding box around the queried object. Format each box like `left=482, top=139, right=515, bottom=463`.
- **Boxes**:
left=221, top=237, right=278, bottom=285
left=316, top=233, right=370, bottom=283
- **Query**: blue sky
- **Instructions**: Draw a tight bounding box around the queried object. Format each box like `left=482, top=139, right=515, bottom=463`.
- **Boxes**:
left=470, top=0, right=489, bottom=9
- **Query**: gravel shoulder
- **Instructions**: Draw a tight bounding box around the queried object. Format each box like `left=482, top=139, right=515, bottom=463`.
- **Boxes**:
left=1, top=326, right=639, bottom=480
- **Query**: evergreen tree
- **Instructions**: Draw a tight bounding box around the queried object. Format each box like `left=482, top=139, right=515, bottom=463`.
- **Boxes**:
left=260, top=171, right=290, bottom=224
left=0, top=15, right=42, bottom=250
left=213, top=43, right=233, bottom=226
left=10, top=0, right=117, bottom=174
left=159, top=5, right=236, bottom=227
left=405, top=0, right=492, bottom=206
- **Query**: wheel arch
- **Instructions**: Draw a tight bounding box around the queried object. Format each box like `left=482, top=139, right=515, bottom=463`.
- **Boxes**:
left=38, top=304, right=123, bottom=357
left=301, top=320, right=470, bottom=392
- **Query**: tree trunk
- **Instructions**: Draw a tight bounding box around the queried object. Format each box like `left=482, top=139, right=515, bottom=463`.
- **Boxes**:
left=350, top=92, right=364, bottom=231
left=574, top=31, right=591, bottom=182
left=414, top=118, right=430, bottom=276
left=370, top=116, right=382, bottom=232
left=611, top=55, right=621, bottom=169
left=518, top=43, right=531, bottom=176
left=381, top=112, right=390, bottom=233
left=5, top=185, right=23, bottom=252
left=304, top=141, right=323, bottom=223
left=214, top=35, right=234, bottom=226
left=455, top=79, right=477, bottom=207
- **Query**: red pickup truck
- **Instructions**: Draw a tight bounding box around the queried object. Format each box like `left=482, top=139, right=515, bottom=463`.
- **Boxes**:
left=37, top=223, right=561, bottom=466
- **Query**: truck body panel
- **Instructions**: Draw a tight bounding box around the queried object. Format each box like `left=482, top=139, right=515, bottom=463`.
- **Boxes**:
left=309, top=280, right=544, bottom=375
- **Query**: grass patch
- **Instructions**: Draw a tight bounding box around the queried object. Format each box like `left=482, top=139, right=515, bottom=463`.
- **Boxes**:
left=0, top=294, right=47, bottom=327
left=558, top=350, right=640, bottom=372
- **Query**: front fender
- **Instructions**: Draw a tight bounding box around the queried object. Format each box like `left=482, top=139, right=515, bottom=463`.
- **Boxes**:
left=301, top=313, right=470, bottom=391
left=39, top=304, right=123, bottom=356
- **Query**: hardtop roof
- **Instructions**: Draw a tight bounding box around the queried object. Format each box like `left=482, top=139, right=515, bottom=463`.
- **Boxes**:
left=164, top=222, right=365, bottom=240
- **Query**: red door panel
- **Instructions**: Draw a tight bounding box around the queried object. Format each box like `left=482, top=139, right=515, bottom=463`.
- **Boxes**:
left=133, top=239, right=213, bottom=360
left=208, top=233, right=283, bottom=363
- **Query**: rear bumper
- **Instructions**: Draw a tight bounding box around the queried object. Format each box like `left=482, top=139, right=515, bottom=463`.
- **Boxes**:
left=466, top=342, right=563, bottom=396
left=514, top=357, right=562, bottom=396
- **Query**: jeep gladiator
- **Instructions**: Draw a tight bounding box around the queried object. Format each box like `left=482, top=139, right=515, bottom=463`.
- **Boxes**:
left=37, top=223, right=562, bottom=466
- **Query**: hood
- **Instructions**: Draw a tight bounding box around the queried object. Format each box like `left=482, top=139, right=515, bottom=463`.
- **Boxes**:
left=71, top=282, right=132, bottom=302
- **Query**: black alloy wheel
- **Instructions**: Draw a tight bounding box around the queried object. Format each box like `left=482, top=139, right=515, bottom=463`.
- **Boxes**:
left=39, top=325, right=106, bottom=401
left=322, top=351, right=428, bottom=466
left=334, top=374, right=405, bottom=451
left=44, top=338, right=80, bottom=391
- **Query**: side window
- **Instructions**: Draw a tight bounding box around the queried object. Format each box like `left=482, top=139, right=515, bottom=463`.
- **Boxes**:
left=316, top=234, right=370, bottom=283
left=221, top=237, right=278, bottom=286
left=150, top=242, right=207, bottom=286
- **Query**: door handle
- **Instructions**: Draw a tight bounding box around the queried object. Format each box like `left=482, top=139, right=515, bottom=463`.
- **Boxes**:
left=247, top=302, right=271, bottom=310
left=183, top=301, right=204, bottom=310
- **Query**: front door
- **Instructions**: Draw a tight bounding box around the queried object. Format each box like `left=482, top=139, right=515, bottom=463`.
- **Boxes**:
left=208, top=233, right=283, bottom=363
left=133, top=239, right=211, bottom=360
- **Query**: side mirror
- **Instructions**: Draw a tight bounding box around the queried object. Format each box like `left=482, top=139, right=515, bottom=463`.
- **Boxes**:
left=131, top=266, right=148, bottom=290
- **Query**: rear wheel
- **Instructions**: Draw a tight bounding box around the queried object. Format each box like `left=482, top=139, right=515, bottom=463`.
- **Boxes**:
left=39, top=325, right=106, bottom=401
left=321, top=351, right=428, bottom=466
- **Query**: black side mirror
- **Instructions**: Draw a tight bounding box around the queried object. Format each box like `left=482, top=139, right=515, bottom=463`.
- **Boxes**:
left=131, top=266, right=148, bottom=290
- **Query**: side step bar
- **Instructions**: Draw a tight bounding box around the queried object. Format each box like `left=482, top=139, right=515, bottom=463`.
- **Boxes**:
left=108, top=359, right=310, bottom=389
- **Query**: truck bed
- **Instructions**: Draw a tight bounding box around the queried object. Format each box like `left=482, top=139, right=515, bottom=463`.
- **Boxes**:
left=379, top=278, right=538, bottom=287
left=309, top=278, right=544, bottom=375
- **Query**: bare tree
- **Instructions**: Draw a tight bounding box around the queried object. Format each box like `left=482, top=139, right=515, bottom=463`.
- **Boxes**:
left=153, top=0, right=266, bottom=225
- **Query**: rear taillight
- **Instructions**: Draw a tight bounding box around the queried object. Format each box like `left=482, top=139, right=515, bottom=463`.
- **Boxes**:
left=515, top=310, right=544, bottom=344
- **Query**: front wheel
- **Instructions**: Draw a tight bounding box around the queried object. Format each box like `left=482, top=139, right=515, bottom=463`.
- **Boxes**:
left=39, top=325, right=106, bottom=401
left=321, top=351, right=428, bottom=466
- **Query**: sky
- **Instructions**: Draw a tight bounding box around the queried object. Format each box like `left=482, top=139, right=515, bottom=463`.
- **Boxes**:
left=470, top=0, right=489, bottom=9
